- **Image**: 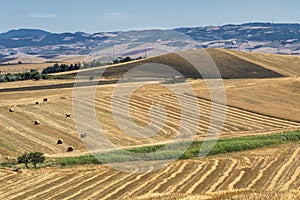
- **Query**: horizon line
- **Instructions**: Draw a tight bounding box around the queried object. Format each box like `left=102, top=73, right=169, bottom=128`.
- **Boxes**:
left=1, top=21, right=300, bottom=35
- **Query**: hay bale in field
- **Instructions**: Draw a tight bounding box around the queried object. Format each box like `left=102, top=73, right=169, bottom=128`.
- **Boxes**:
left=80, top=133, right=87, bottom=138
left=67, top=146, right=73, bottom=152
left=43, top=98, right=48, bottom=102
left=35, top=101, right=39, bottom=105
left=66, top=113, right=71, bottom=118
left=9, top=108, right=15, bottom=112
left=57, top=139, right=63, bottom=145
left=34, top=120, right=40, bottom=125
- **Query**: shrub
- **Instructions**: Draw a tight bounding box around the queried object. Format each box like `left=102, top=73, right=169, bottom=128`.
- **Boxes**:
left=33, top=73, right=41, bottom=80
left=0, top=69, right=46, bottom=83
left=58, top=155, right=101, bottom=166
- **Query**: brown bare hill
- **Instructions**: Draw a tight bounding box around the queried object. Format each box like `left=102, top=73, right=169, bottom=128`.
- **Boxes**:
left=205, top=49, right=284, bottom=79
left=54, top=49, right=290, bottom=79
left=220, top=49, right=300, bottom=77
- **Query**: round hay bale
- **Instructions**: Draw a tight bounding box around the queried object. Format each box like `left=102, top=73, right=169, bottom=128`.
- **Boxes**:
left=34, top=120, right=40, bottom=125
left=35, top=101, right=39, bottom=105
left=67, top=146, right=74, bottom=152
left=57, top=139, right=63, bottom=145
left=43, top=98, right=48, bottom=102
left=66, top=113, right=71, bottom=118
left=80, top=133, right=87, bottom=138
left=9, top=108, right=15, bottom=112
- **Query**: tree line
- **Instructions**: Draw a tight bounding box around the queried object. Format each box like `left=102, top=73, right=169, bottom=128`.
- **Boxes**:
left=0, top=69, right=48, bottom=83
left=0, top=56, right=145, bottom=82
left=42, top=56, right=144, bottom=75
left=112, top=56, right=144, bottom=64
left=41, top=63, right=81, bottom=74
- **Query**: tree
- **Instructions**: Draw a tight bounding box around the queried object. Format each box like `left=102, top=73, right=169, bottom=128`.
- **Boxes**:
left=17, top=152, right=45, bottom=168
left=28, top=152, right=45, bottom=168
left=17, top=153, right=30, bottom=169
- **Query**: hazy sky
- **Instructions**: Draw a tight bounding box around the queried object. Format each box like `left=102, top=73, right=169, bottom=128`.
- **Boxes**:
left=0, top=0, right=299, bottom=33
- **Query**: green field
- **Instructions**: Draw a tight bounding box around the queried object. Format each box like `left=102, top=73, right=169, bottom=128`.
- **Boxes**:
left=56, top=130, right=300, bottom=166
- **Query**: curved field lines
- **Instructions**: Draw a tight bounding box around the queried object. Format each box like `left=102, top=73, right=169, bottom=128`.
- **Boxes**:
left=206, top=158, right=239, bottom=192
left=1, top=144, right=300, bottom=199
left=46, top=169, right=110, bottom=199
left=1, top=85, right=299, bottom=157
left=185, top=159, right=220, bottom=194
left=0, top=98, right=85, bottom=157
left=125, top=162, right=182, bottom=197
left=144, top=162, right=189, bottom=195
left=96, top=92, right=300, bottom=140
left=266, top=147, right=300, bottom=191
left=0, top=144, right=300, bottom=199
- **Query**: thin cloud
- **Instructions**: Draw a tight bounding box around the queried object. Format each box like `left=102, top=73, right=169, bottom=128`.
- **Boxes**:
left=103, top=12, right=127, bottom=20
left=29, top=13, right=56, bottom=18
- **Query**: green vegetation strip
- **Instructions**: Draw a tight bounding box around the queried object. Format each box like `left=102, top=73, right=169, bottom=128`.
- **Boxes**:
left=0, top=69, right=74, bottom=83
left=57, top=130, right=300, bottom=166
left=0, top=69, right=49, bottom=82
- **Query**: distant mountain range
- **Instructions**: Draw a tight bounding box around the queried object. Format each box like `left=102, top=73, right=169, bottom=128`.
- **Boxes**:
left=1, top=22, right=300, bottom=64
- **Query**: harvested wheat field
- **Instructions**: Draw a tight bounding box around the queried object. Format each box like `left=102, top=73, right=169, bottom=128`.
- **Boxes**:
left=0, top=78, right=299, bottom=158
left=0, top=143, right=300, bottom=200
left=0, top=49, right=299, bottom=199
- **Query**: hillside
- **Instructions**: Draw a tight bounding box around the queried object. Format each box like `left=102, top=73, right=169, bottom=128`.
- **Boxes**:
left=3, top=48, right=300, bottom=78
left=1, top=22, right=300, bottom=64
left=0, top=50, right=299, bottom=159
left=218, top=49, right=300, bottom=77
left=50, top=48, right=296, bottom=80
left=0, top=47, right=300, bottom=199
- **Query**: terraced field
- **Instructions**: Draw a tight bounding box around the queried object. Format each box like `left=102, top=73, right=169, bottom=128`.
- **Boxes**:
left=0, top=143, right=299, bottom=200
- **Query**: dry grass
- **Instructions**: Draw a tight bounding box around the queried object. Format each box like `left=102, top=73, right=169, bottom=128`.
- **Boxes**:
left=0, top=79, right=299, bottom=158
left=50, top=48, right=300, bottom=80
left=0, top=63, right=58, bottom=74
left=0, top=74, right=300, bottom=158
left=221, top=49, right=300, bottom=77
left=206, top=49, right=283, bottom=79
left=0, top=49, right=299, bottom=199
left=119, top=190, right=300, bottom=200
left=0, top=143, right=300, bottom=200
left=188, top=77, right=300, bottom=122
left=209, top=190, right=300, bottom=200
left=0, top=79, right=75, bottom=90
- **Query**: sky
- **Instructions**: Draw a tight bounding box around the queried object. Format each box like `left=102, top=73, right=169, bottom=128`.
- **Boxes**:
left=0, top=0, right=299, bottom=33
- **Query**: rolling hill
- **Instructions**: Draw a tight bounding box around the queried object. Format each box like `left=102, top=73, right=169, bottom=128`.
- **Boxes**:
left=0, top=49, right=300, bottom=158
left=1, top=22, right=300, bottom=64
left=0, top=48, right=299, bottom=199
left=50, top=48, right=298, bottom=79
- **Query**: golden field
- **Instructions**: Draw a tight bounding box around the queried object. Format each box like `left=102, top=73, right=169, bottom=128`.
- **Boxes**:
left=0, top=49, right=299, bottom=199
